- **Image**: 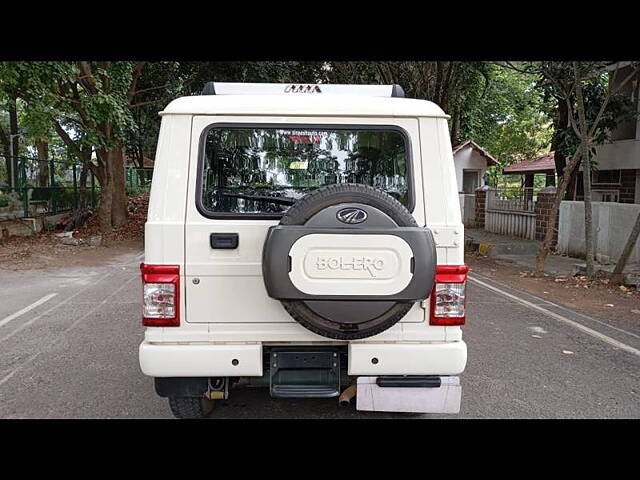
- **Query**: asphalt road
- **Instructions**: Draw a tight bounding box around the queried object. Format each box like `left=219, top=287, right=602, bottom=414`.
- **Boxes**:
left=1, top=246, right=639, bottom=419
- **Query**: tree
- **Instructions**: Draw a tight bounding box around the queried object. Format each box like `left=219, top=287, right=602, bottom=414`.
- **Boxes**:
left=2, top=61, right=150, bottom=234
left=0, top=110, right=12, bottom=186
left=325, top=61, right=493, bottom=144
left=177, top=61, right=326, bottom=95
left=467, top=64, right=553, bottom=184
left=123, top=61, right=329, bottom=179
left=528, top=61, right=640, bottom=276
left=0, top=80, right=20, bottom=188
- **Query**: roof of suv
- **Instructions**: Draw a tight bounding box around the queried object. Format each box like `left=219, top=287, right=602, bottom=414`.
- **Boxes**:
left=160, top=95, right=448, bottom=118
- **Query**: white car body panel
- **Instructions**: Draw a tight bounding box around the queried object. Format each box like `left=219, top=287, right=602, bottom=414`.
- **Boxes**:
left=348, top=341, right=467, bottom=376
left=139, top=343, right=263, bottom=377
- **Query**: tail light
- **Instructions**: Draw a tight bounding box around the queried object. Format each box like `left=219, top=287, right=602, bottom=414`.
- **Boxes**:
left=429, top=265, right=468, bottom=326
left=140, top=264, right=180, bottom=327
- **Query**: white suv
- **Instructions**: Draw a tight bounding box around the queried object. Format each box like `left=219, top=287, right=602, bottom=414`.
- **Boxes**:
left=139, top=82, right=468, bottom=418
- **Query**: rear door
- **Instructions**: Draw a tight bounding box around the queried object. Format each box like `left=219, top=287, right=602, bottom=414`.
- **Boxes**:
left=184, top=115, right=426, bottom=324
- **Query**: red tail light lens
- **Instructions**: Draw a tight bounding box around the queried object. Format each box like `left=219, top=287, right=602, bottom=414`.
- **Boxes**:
left=430, top=265, right=468, bottom=326
left=140, top=264, right=180, bottom=327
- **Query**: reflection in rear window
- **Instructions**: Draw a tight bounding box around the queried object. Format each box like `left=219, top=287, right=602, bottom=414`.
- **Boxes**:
left=200, top=126, right=409, bottom=215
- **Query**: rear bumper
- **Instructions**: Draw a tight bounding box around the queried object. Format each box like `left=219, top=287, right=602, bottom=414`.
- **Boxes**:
left=139, top=340, right=467, bottom=378
left=348, top=341, right=467, bottom=375
left=139, top=343, right=263, bottom=377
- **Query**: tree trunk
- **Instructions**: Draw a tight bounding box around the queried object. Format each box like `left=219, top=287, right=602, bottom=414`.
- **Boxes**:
left=582, top=149, right=595, bottom=277
left=449, top=108, right=460, bottom=144
left=535, top=145, right=584, bottom=275
left=0, top=123, right=11, bottom=187
left=573, top=64, right=595, bottom=278
left=565, top=166, right=579, bottom=201
left=551, top=100, right=568, bottom=170
left=94, top=149, right=113, bottom=235
left=611, top=210, right=640, bottom=285
left=98, top=178, right=114, bottom=236
left=110, top=144, right=128, bottom=227
left=36, top=139, right=49, bottom=188
left=2, top=144, right=10, bottom=188
left=78, top=160, right=89, bottom=211
left=8, top=95, right=19, bottom=189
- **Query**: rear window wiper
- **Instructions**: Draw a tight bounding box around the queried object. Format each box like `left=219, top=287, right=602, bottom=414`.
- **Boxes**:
left=216, top=191, right=297, bottom=206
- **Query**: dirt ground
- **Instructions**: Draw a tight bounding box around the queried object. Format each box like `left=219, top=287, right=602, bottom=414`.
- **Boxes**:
left=0, top=195, right=146, bottom=271
left=466, top=253, right=640, bottom=319
left=0, top=234, right=142, bottom=271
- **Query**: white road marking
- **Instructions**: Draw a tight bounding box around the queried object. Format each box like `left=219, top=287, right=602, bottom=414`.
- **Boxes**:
left=0, top=353, right=39, bottom=387
left=468, top=274, right=640, bottom=358
left=0, top=294, right=58, bottom=329
left=0, top=275, right=137, bottom=388
left=0, top=271, right=113, bottom=344
left=471, top=272, right=640, bottom=340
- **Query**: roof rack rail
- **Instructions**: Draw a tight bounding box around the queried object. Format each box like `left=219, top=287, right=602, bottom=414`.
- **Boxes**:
left=200, top=82, right=406, bottom=98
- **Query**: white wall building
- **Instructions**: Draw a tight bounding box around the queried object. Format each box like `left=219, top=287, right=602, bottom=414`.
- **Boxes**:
left=588, top=62, right=640, bottom=204
left=452, top=140, right=498, bottom=193
left=452, top=140, right=498, bottom=225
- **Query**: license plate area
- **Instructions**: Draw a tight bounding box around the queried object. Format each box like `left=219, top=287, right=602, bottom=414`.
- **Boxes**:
left=269, top=349, right=340, bottom=398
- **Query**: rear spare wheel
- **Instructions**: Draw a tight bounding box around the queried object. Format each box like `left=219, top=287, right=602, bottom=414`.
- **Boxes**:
left=262, top=184, right=437, bottom=340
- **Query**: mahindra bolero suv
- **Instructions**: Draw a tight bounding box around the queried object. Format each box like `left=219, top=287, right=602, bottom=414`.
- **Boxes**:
left=139, top=82, right=468, bottom=418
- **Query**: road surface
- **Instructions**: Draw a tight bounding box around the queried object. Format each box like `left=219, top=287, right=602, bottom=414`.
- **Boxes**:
left=0, top=246, right=638, bottom=418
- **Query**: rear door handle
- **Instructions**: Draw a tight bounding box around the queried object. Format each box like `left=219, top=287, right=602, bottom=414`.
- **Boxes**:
left=210, top=233, right=239, bottom=249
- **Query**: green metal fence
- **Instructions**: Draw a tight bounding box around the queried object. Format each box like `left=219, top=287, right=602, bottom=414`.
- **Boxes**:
left=126, top=166, right=153, bottom=196
left=0, top=155, right=151, bottom=220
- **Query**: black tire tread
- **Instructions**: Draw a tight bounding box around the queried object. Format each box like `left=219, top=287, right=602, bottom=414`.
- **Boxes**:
left=281, top=300, right=413, bottom=340
left=281, top=183, right=417, bottom=227
left=168, top=396, right=214, bottom=419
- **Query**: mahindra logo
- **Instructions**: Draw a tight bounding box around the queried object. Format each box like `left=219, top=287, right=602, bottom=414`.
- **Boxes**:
left=336, top=208, right=368, bottom=224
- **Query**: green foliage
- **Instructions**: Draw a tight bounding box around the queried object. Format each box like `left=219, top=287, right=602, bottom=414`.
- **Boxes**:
left=323, top=61, right=554, bottom=175
left=1, top=61, right=140, bottom=157
left=125, top=181, right=151, bottom=196
left=523, top=62, right=639, bottom=169
left=462, top=65, right=553, bottom=167
left=5, top=60, right=634, bottom=209
left=0, top=193, right=9, bottom=208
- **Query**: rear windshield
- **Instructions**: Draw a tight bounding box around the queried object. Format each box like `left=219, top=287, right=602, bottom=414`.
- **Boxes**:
left=199, top=126, right=410, bottom=216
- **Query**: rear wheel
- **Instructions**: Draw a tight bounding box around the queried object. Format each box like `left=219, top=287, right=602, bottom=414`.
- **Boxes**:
left=168, top=396, right=215, bottom=419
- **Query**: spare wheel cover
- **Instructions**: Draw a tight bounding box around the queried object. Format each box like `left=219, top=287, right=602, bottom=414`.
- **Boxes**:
left=262, top=184, right=437, bottom=340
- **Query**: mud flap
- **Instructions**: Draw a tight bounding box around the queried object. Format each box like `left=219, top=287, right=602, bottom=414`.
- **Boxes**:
left=356, top=376, right=461, bottom=413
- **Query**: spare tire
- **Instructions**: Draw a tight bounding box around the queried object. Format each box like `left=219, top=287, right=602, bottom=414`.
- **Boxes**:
left=262, top=184, right=437, bottom=340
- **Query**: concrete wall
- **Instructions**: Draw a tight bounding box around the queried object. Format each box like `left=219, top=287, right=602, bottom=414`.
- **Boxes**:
left=453, top=145, right=489, bottom=193
left=558, top=201, right=640, bottom=264
left=0, top=212, right=69, bottom=237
